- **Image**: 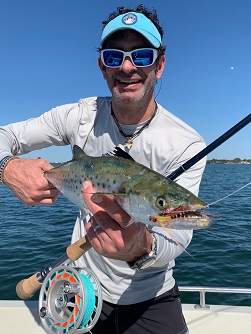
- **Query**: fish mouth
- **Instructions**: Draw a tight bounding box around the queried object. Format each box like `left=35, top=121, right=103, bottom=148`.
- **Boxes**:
left=148, top=206, right=211, bottom=230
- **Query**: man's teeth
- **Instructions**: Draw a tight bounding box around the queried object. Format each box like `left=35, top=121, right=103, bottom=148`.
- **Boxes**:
left=119, top=79, right=140, bottom=84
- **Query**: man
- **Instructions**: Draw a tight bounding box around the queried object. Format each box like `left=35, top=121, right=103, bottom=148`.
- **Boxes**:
left=0, top=5, right=206, bottom=334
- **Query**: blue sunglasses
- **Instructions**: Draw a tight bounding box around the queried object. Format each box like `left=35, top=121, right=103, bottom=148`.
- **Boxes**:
left=100, top=48, right=158, bottom=68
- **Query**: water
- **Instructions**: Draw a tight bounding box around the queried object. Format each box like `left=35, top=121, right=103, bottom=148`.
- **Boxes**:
left=175, top=164, right=251, bottom=306
left=0, top=164, right=250, bottom=306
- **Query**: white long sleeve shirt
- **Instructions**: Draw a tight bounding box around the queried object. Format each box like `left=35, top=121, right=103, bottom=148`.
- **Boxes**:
left=0, top=96, right=206, bottom=304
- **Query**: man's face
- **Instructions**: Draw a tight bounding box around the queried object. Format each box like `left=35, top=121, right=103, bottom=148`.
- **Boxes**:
left=99, top=30, right=165, bottom=106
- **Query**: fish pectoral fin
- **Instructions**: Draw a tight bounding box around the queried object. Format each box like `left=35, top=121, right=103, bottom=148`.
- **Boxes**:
left=125, top=217, right=137, bottom=227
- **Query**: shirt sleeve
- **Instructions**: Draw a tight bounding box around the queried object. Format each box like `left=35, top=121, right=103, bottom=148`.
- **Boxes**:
left=0, top=103, right=80, bottom=160
left=167, top=140, right=207, bottom=196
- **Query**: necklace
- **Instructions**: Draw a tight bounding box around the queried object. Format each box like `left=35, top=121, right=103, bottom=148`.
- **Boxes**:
left=111, top=103, right=157, bottom=149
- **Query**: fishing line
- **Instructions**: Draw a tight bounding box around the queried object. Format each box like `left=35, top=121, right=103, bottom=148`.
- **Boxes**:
left=208, top=180, right=251, bottom=206
left=168, top=113, right=251, bottom=181
left=78, top=273, right=96, bottom=332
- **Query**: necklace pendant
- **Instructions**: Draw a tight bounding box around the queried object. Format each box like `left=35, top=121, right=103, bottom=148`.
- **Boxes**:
left=125, top=137, right=133, bottom=149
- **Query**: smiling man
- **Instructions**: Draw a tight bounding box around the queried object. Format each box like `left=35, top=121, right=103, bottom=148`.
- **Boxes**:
left=98, top=11, right=166, bottom=127
left=0, top=4, right=206, bottom=334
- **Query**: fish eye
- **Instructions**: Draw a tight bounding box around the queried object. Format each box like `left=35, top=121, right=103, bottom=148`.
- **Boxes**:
left=156, top=196, right=167, bottom=209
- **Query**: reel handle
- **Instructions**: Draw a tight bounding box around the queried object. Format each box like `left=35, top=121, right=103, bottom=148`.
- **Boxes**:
left=16, top=234, right=92, bottom=300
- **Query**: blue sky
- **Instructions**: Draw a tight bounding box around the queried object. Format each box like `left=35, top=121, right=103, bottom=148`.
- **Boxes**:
left=0, top=0, right=250, bottom=161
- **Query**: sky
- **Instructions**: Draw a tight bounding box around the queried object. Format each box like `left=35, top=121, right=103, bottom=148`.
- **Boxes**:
left=0, top=0, right=250, bottom=161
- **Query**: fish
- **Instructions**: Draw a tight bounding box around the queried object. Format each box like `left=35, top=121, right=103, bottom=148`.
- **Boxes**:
left=44, top=145, right=211, bottom=230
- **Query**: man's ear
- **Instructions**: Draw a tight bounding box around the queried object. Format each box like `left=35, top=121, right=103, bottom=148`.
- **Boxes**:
left=98, top=57, right=107, bottom=79
left=155, top=55, right=166, bottom=80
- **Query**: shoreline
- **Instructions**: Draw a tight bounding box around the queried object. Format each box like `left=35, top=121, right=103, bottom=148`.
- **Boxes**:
left=207, top=159, right=251, bottom=164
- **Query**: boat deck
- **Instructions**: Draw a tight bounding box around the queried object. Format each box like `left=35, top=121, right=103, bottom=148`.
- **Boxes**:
left=1, top=286, right=251, bottom=333
left=1, top=300, right=250, bottom=334
left=183, top=304, right=251, bottom=333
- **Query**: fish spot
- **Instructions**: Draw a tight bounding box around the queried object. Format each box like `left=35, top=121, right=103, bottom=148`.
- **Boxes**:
left=113, top=179, right=117, bottom=184
left=102, top=183, right=106, bottom=189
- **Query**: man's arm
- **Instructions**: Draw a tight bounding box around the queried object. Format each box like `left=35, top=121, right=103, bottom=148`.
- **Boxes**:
left=0, top=104, right=80, bottom=205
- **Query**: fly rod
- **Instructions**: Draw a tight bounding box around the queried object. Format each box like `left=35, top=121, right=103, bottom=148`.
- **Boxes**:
left=16, top=112, right=251, bottom=300
left=16, top=235, right=92, bottom=299
left=168, top=113, right=251, bottom=181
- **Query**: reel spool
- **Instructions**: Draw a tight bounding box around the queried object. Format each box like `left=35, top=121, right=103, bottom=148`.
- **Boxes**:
left=38, top=265, right=102, bottom=334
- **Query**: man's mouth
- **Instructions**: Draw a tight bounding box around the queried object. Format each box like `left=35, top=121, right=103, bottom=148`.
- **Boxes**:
left=116, top=77, right=142, bottom=86
left=118, top=79, right=141, bottom=84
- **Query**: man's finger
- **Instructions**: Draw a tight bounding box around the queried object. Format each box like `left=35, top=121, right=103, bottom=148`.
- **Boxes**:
left=82, top=181, right=131, bottom=228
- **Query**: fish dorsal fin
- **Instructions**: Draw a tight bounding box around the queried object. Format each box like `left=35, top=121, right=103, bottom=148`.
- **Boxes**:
left=72, top=145, right=88, bottom=159
left=105, top=147, right=135, bottom=161
left=72, top=145, right=134, bottom=161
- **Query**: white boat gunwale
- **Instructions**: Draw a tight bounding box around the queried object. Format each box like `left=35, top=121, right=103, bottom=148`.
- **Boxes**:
left=1, top=286, right=251, bottom=333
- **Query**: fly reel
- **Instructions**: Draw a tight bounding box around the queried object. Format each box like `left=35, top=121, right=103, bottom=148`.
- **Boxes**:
left=38, top=265, right=102, bottom=334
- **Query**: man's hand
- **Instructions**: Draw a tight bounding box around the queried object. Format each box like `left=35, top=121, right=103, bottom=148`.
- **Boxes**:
left=3, top=158, right=60, bottom=206
left=82, top=181, right=153, bottom=262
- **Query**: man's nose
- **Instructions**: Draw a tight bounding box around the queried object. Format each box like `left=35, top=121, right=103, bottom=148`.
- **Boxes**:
left=119, top=56, right=137, bottom=72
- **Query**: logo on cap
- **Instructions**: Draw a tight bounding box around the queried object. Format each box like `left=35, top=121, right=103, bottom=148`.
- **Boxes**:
left=122, top=13, right=137, bottom=25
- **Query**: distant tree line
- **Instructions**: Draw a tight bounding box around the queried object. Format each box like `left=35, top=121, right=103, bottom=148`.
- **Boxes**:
left=207, top=158, right=251, bottom=164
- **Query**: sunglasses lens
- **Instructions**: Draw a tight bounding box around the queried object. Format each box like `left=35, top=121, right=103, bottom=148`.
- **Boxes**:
left=101, top=49, right=156, bottom=67
left=131, top=49, right=154, bottom=66
left=102, top=50, right=124, bottom=67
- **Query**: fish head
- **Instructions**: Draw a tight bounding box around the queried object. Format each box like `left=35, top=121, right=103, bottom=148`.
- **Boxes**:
left=119, top=176, right=211, bottom=230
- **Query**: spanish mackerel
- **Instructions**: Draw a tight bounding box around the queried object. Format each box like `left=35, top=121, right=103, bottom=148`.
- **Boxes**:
left=44, top=145, right=210, bottom=230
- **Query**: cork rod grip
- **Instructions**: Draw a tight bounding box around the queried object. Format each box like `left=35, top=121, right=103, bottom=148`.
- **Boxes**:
left=16, top=235, right=92, bottom=300
left=66, top=235, right=92, bottom=261
left=16, top=273, right=42, bottom=300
